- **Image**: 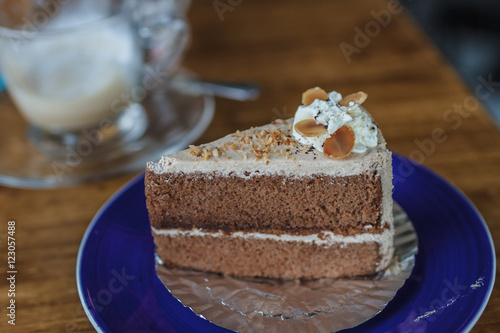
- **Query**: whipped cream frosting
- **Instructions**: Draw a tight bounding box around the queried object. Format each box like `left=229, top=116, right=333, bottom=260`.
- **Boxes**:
left=292, top=90, right=378, bottom=154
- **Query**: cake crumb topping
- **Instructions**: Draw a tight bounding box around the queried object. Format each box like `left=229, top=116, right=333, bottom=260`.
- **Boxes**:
left=187, top=121, right=308, bottom=161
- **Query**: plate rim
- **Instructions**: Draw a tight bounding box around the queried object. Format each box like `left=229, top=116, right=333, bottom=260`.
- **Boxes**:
left=395, top=155, right=496, bottom=332
left=76, top=171, right=147, bottom=333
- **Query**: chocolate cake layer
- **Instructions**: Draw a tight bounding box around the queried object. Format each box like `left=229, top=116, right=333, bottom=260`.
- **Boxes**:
left=146, top=171, right=384, bottom=236
left=153, top=233, right=382, bottom=279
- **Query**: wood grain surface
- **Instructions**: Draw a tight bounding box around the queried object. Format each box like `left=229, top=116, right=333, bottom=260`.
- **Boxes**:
left=1, top=0, right=499, bottom=332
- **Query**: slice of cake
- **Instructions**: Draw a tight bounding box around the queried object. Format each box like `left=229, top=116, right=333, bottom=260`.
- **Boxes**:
left=146, top=88, right=394, bottom=279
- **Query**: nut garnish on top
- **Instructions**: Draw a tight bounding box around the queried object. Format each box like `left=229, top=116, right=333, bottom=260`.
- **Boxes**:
left=338, top=91, right=368, bottom=107
left=293, top=87, right=371, bottom=159
left=188, top=88, right=375, bottom=162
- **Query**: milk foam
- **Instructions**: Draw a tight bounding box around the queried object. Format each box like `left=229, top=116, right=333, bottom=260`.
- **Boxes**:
left=1, top=24, right=141, bottom=131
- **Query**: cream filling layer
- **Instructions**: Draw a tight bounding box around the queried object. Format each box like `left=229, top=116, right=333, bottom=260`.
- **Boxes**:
left=152, top=227, right=394, bottom=269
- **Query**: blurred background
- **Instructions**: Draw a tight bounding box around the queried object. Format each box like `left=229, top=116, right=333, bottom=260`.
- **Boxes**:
left=402, top=0, right=500, bottom=126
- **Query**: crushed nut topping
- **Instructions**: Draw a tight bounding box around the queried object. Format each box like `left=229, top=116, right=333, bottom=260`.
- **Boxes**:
left=188, top=145, right=202, bottom=157
left=187, top=123, right=305, bottom=161
left=202, top=149, right=210, bottom=160
left=271, top=119, right=287, bottom=125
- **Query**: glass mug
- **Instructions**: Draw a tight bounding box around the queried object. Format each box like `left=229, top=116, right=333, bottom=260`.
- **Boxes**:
left=0, top=0, right=189, bottom=155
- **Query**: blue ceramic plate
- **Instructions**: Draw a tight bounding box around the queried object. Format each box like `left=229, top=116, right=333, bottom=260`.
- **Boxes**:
left=77, top=154, right=495, bottom=332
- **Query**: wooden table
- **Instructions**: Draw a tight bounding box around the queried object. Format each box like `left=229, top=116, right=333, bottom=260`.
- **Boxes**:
left=1, top=0, right=498, bottom=331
